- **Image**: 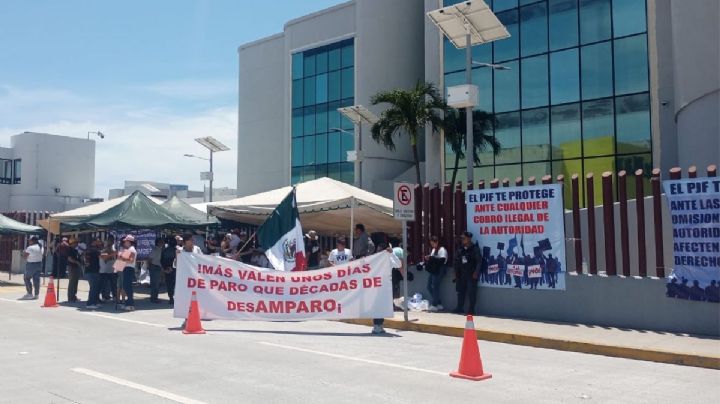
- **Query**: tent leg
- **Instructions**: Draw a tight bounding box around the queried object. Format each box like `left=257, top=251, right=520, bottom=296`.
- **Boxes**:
left=349, top=197, right=355, bottom=254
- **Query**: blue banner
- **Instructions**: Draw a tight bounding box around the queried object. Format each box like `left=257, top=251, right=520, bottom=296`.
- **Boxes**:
left=663, top=178, right=720, bottom=303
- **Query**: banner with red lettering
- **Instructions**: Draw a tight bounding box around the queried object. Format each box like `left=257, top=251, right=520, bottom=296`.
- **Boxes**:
left=466, top=184, right=566, bottom=291
left=174, top=252, right=398, bottom=321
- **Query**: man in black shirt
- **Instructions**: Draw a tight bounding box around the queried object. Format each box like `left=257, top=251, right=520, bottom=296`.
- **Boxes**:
left=454, top=232, right=481, bottom=315
left=305, top=230, right=320, bottom=270
left=66, top=239, right=82, bottom=303
left=85, top=239, right=102, bottom=309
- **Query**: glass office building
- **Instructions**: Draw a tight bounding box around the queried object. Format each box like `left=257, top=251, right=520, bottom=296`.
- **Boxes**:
left=443, top=0, right=651, bottom=205
left=291, top=38, right=355, bottom=185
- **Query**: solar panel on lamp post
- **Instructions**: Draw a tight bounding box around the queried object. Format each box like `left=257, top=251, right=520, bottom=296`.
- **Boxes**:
left=193, top=136, right=230, bottom=203
left=427, top=0, right=509, bottom=186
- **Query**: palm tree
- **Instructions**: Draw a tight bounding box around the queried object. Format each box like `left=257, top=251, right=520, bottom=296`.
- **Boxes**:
left=444, top=109, right=501, bottom=186
left=370, top=81, right=446, bottom=186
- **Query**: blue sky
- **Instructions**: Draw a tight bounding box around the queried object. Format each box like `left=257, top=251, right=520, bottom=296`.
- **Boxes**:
left=0, top=0, right=342, bottom=198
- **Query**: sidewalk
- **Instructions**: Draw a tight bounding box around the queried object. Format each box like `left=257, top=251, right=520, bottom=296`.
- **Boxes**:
left=344, top=311, right=720, bottom=370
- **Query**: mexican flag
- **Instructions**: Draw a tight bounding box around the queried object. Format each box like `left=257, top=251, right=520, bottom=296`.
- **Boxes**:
left=257, top=188, right=307, bottom=271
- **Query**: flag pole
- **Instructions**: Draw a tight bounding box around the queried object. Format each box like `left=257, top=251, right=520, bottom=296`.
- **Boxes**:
left=349, top=197, right=355, bottom=253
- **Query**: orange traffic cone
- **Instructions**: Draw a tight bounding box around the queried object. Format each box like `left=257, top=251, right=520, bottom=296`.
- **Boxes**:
left=182, top=291, right=206, bottom=335
left=450, top=315, right=492, bottom=381
left=41, top=277, right=59, bottom=308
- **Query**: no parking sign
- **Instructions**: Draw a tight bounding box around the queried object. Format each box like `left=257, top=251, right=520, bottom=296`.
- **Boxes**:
left=393, top=183, right=415, bottom=221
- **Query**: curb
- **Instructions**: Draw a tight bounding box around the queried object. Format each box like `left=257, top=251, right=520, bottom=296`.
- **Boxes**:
left=342, top=318, right=720, bottom=370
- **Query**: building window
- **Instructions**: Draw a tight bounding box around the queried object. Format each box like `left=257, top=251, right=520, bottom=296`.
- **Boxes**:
left=291, top=38, right=354, bottom=185
left=13, top=159, right=21, bottom=184
left=0, top=159, right=12, bottom=184
left=443, top=0, right=651, bottom=207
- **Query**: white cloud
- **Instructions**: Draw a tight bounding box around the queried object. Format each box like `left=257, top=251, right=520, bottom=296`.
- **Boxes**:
left=0, top=85, right=238, bottom=199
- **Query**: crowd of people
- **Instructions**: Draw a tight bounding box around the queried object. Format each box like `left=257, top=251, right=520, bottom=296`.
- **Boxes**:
left=666, top=277, right=720, bottom=303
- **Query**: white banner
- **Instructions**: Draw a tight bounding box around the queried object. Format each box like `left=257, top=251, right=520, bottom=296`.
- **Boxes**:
left=174, top=252, right=398, bottom=321
left=466, top=184, right=566, bottom=290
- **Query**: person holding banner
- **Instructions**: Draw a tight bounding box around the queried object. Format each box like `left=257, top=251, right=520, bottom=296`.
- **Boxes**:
left=329, top=238, right=352, bottom=266
left=453, top=232, right=481, bottom=315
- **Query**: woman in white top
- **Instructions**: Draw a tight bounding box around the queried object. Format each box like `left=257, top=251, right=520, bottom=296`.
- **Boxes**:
left=425, top=235, right=448, bottom=312
left=21, top=236, right=44, bottom=299
left=117, top=235, right=137, bottom=311
left=328, top=238, right=352, bottom=266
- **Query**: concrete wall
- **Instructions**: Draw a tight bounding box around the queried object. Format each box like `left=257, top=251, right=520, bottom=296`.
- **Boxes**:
left=424, top=0, right=444, bottom=187
left=4, top=132, right=94, bottom=212
left=407, top=267, right=720, bottom=336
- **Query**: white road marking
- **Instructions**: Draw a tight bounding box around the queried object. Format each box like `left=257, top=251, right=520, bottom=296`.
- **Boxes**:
left=0, top=297, right=27, bottom=304
left=258, top=341, right=447, bottom=376
left=82, top=312, right=167, bottom=328
left=71, top=368, right=207, bottom=404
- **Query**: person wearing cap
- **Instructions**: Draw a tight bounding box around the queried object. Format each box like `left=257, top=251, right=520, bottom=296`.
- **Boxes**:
left=118, top=235, right=138, bottom=311
left=453, top=231, right=481, bottom=315
left=329, top=238, right=352, bottom=266
left=66, top=238, right=83, bottom=303
left=305, top=230, right=320, bottom=270
left=21, top=236, right=44, bottom=300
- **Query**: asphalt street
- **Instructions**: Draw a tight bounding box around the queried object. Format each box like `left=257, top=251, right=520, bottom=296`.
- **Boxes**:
left=0, top=288, right=718, bottom=404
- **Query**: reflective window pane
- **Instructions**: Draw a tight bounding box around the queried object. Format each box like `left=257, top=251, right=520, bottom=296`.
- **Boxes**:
left=315, top=73, right=328, bottom=104
left=521, top=55, right=548, bottom=109
left=493, top=60, right=519, bottom=112
left=612, top=0, right=646, bottom=37
left=495, top=164, right=522, bottom=182
left=291, top=167, right=301, bottom=185
left=579, top=0, right=611, bottom=44
left=494, top=112, right=521, bottom=164
left=292, top=138, right=303, bottom=167
left=520, top=2, right=548, bottom=57
left=581, top=42, right=612, bottom=99
left=551, top=103, right=582, bottom=159
left=473, top=166, right=495, bottom=184
left=494, top=0, right=518, bottom=12
left=303, top=76, right=316, bottom=106
left=303, top=136, right=316, bottom=165
left=582, top=98, right=614, bottom=156
left=301, top=166, right=315, bottom=182
left=341, top=67, right=353, bottom=99
left=315, top=51, right=328, bottom=74
left=328, top=48, right=341, bottom=71
left=316, top=104, right=328, bottom=133
left=303, top=106, right=315, bottom=135
left=341, top=132, right=354, bottom=160
left=614, top=34, right=648, bottom=95
left=444, top=38, right=464, bottom=74
left=616, top=153, right=651, bottom=199
left=550, top=48, right=579, bottom=104
left=549, top=0, right=578, bottom=50
left=584, top=156, right=614, bottom=204
left=552, top=159, right=584, bottom=206
left=494, top=10, right=519, bottom=62
left=340, top=162, right=354, bottom=184
left=341, top=43, right=354, bottom=68
left=328, top=132, right=342, bottom=163
left=315, top=133, right=328, bottom=164
left=328, top=70, right=341, bottom=101
left=292, top=108, right=303, bottom=138
left=615, top=93, right=650, bottom=154
left=303, top=53, right=316, bottom=77
left=522, top=108, right=550, bottom=161
left=292, top=53, right=303, bottom=79
left=292, top=79, right=303, bottom=109
left=523, top=161, right=552, bottom=182
left=315, top=164, right=328, bottom=179
left=472, top=66, right=493, bottom=112
left=328, top=163, right=342, bottom=181
left=328, top=101, right=341, bottom=130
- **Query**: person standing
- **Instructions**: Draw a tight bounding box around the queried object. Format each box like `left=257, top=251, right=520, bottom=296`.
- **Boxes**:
left=161, top=237, right=178, bottom=305
left=117, top=235, right=137, bottom=311
left=21, top=236, right=43, bottom=300
left=66, top=238, right=82, bottom=303
left=84, top=239, right=102, bottom=309
left=328, top=238, right=352, bottom=266
left=425, top=236, right=448, bottom=312
left=55, top=237, right=70, bottom=279
left=147, top=238, right=164, bottom=303
left=99, top=236, right=117, bottom=303
left=352, top=224, right=372, bottom=259
left=305, top=230, right=321, bottom=270
left=453, top=232, right=480, bottom=315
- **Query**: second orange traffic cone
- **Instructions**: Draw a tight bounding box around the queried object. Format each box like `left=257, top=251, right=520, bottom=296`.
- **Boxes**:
left=41, top=277, right=59, bottom=308
left=182, top=291, right=206, bottom=335
left=450, top=315, right=492, bottom=381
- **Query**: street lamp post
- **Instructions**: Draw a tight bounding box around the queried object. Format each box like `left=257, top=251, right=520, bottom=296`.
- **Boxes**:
left=87, top=131, right=105, bottom=140
left=185, top=136, right=230, bottom=203
left=337, top=105, right=378, bottom=189
left=427, top=0, right=509, bottom=186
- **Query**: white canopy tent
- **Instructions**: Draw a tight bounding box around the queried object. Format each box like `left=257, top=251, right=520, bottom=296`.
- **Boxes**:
left=207, top=177, right=401, bottom=236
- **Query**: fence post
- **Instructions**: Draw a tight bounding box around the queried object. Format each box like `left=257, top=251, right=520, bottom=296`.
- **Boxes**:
left=651, top=169, right=664, bottom=278
left=430, top=184, right=441, bottom=242
left=601, top=172, right=616, bottom=276
left=442, top=183, right=454, bottom=262
left=541, top=175, right=552, bottom=185
left=515, top=176, right=523, bottom=187
left=490, top=179, right=499, bottom=189
left=478, top=180, right=485, bottom=190
left=422, top=184, right=431, bottom=257
left=528, top=176, right=536, bottom=186
left=571, top=174, right=582, bottom=274
left=708, top=164, right=717, bottom=177
left=688, top=166, right=697, bottom=178
left=635, top=169, right=647, bottom=277
left=669, top=167, right=682, bottom=180
left=618, top=171, right=630, bottom=276
left=502, top=178, right=510, bottom=187
left=454, top=182, right=466, bottom=236
left=556, top=175, right=564, bottom=185
left=586, top=173, right=597, bottom=274
left=413, top=184, right=423, bottom=264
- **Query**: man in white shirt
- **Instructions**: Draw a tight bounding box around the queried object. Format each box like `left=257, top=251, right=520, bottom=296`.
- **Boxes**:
left=181, top=233, right=203, bottom=254
left=22, top=236, right=44, bottom=300
left=328, top=238, right=352, bottom=266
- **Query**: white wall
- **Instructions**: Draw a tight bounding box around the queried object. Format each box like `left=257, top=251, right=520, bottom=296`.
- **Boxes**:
left=5, top=132, right=95, bottom=212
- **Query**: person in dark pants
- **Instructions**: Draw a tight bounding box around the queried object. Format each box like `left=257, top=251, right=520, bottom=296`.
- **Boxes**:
left=84, top=239, right=102, bottom=309
left=117, top=235, right=137, bottom=311
left=453, top=232, right=480, bottom=315
left=305, top=230, right=321, bottom=270
left=373, top=246, right=403, bottom=335
left=21, top=236, right=44, bottom=300
left=147, top=237, right=164, bottom=303
left=66, top=238, right=82, bottom=303
left=162, top=237, right=178, bottom=305
left=425, top=236, right=448, bottom=311
left=99, top=236, right=117, bottom=302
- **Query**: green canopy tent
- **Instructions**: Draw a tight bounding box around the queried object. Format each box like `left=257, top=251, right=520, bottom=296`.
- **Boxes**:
left=161, top=196, right=219, bottom=226
left=0, top=214, right=44, bottom=236
left=59, top=191, right=216, bottom=232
